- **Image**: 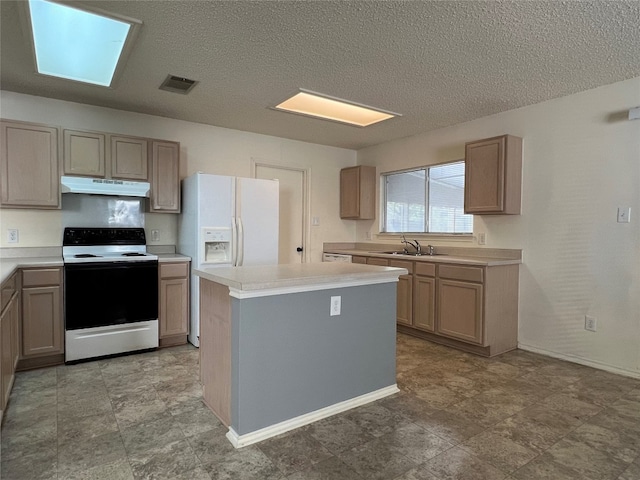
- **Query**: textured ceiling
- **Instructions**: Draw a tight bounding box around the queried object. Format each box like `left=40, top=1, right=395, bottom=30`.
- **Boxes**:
left=1, top=1, right=639, bottom=150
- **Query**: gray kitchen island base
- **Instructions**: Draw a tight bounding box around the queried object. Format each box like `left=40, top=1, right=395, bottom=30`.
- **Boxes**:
left=196, top=263, right=405, bottom=447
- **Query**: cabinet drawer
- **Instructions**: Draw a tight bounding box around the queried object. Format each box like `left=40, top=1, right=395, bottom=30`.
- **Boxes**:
left=351, top=256, right=367, bottom=264
left=367, top=258, right=390, bottom=267
left=438, top=265, right=483, bottom=283
left=22, top=268, right=62, bottom=287
left=415, top=262, right=436, bottom=277
left=389, top=259, right=413, bottom=274
left=160, top=262, right=189, bottom=279
left=1, top=273, right=17, bottom=312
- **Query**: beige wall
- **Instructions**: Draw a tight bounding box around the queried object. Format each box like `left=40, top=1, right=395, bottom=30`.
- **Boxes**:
left=0, top=91, right=357, bottom=261
left=358, top=77, right=640, bottom=377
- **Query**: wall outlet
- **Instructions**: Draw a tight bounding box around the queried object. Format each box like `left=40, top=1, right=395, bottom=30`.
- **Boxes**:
left=151, top=229, right=160, bottom=242
left=366, top=231, right=372, bottom=240
left=330, top=296, right=341, bottom=316
left=477, top=232, right=486, bottom=245
left=7, top=229, right=19, bottom=243
left=617, top=207, right=631, bottom=223
left=585, top=315, right=597, bottom=332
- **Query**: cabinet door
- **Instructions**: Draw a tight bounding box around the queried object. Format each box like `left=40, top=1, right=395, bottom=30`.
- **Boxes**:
left=159, top=277, right=189, bottom=338
left=367, top=257, right=389, bottom=266
left=414, top=275, right=435, bottom=332
left=150, top=141, right=180, bottom=213
left=1, top=306, right=11, bottom=409
left=465, top=136, right=505, bottom=213
left=22, top=286, right=63, bottom=357
left=340, top=166, right=375, bottom=219
left=0, top=121, right=59, bottom=208
left=11, top=293, right=19, bottom=370
left=396, top=274, right=413, bottom=326
left=465, top=135, right=522, bottom=215
left=110, top=136, right=148, bottom=180
left=64, top=129, right=105, bottom=177
left=437, top=279, right=483, bottom=345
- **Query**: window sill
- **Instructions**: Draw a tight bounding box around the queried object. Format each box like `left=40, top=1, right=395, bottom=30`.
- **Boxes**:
left=376, top=233, right=474, bottom=243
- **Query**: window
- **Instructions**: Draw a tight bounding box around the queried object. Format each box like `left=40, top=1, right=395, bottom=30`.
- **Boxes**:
left=383, top=161, right=472, bottom=234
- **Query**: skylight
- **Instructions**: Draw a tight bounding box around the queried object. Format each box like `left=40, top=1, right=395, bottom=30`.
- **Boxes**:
left=27, top=0, right=140, bottom=87
left=274, top=90, right=400, bottom=127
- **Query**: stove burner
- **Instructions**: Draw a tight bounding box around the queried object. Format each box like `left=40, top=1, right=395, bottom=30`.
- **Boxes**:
left=74, top=254, right=101, bottom=258
left=121, top=252, right=147, bottom=257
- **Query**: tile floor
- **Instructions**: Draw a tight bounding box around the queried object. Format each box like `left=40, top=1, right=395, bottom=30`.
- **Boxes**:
left=1, top=334, right=639, bottom=480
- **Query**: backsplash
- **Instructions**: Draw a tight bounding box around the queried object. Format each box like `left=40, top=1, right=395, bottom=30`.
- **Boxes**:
left=61, top=194, right=144, bottom=228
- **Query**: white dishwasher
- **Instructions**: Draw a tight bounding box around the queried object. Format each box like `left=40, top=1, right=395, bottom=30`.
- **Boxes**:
left=322, top=253, right=352, bottom=263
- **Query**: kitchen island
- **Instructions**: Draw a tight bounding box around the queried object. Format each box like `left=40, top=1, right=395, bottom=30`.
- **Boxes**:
left=194, top=262, right=406, bottom=447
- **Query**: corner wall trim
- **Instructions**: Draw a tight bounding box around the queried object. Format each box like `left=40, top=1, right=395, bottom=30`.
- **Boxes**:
left=225, top=384, right=400, bottom=448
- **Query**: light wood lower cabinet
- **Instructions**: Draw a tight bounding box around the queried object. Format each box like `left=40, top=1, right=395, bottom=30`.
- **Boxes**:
left=413, top=274, right=435, bottom=332
left=159, top=262, right=190, bottom=346
left=437, top=279, right=483, bottom=344
left=21, top=268, right=64, bottom=359
left=351, top=255, right=367, bottom=264
left=355, top=254, right=518, bottom=357
left=1, top=272, right=20, bottom=417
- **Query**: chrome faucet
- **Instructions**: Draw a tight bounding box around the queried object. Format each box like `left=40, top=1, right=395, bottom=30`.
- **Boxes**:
left=426, top=244, right=435, bottom=256
left=401, top=235, right=421, bottom=254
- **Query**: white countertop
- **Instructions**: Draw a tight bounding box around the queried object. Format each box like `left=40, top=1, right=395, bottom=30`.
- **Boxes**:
left=157, top=253, right=191, bottom=263
left=195, top=262, right=407, bottom=298
left=325, top=249, right=521, bottom=266
left=0, top=253, right=190, bottom=284
left=1, top=257, right=64, bottom=284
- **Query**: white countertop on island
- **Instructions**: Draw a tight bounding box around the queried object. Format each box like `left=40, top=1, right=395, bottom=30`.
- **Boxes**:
left=194, top=262, right=407, bottom=298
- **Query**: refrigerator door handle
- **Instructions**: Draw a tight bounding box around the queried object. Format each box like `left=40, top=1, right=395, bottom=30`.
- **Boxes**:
left=237, top=217, right=245, bottom=266
left=231, top=216, right=239, bottom=266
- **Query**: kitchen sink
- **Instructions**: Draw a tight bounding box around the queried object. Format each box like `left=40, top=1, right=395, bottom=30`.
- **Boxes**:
left=372, top=251, right=447, bottom=257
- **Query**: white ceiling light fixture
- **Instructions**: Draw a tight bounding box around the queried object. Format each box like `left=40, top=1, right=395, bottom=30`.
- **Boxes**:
left=274, top=89, right=400, bottom=127
left=26, top=0, right=141, bottom=87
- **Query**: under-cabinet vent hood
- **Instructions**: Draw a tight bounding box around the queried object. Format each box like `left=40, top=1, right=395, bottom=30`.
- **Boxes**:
left=61, top=176, right=150, bottom=197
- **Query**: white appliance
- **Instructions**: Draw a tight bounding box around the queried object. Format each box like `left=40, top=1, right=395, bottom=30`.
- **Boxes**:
left=61, top=175, right=150, bottom=197
left=322, top=253, right=352, bottom=263
left=178, top=173, right=279, bottom=346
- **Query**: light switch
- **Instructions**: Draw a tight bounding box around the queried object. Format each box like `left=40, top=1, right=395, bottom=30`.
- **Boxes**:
left=617, top=207, right=631, bottom=223
left=312, top=217, right=320, bottom=226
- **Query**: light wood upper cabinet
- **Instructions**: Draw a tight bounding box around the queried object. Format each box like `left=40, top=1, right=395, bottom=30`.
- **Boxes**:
left=63, top=129, right=106, bottom=177
left=340, top=165, right=376, bottom=219
left=21, top=268, right=64, bottom=358
left=159, top=262, right=189, bottom=344
left=111, top=136, right=148, bottom=180
left=464, top=134, right=522, bottom=215
left=150, top=141, right=180, bottom=213
left=0, top=121, right=60, bottom=209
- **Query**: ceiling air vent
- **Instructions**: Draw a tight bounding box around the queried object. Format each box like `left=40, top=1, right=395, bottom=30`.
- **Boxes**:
left=159, top=75, right=198, bottom=94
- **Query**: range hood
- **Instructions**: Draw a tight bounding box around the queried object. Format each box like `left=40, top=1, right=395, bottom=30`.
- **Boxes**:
left=61, top=176, right=150, bottom=197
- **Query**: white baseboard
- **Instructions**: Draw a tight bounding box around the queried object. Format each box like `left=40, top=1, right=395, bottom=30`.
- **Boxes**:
left=225, top=384, right=400, bottom=448
left=518, top=343, right=640, bottom=380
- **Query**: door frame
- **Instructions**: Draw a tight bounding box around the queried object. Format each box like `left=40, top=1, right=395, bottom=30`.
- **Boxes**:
left=251, top=159, right=310, bottom=264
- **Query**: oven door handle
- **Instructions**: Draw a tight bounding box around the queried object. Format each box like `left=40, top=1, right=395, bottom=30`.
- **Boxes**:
left=237, top=217, right=245, bottom=267
left=231, top=216, right=239, bottom=266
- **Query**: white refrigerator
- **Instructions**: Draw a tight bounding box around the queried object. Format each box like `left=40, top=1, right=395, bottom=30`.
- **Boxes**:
left=178, top=173, right=279, bottom=346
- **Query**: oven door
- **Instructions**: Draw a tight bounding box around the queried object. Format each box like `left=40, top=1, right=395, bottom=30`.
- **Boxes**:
left=65, top=261, right=158, bottom=330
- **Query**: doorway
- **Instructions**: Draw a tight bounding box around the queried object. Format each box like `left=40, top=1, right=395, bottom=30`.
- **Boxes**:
left=253, top=162, right=308, bottom=264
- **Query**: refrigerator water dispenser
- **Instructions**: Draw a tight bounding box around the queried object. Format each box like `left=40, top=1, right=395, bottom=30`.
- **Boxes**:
left=201, top=227, right=232, bottom=264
